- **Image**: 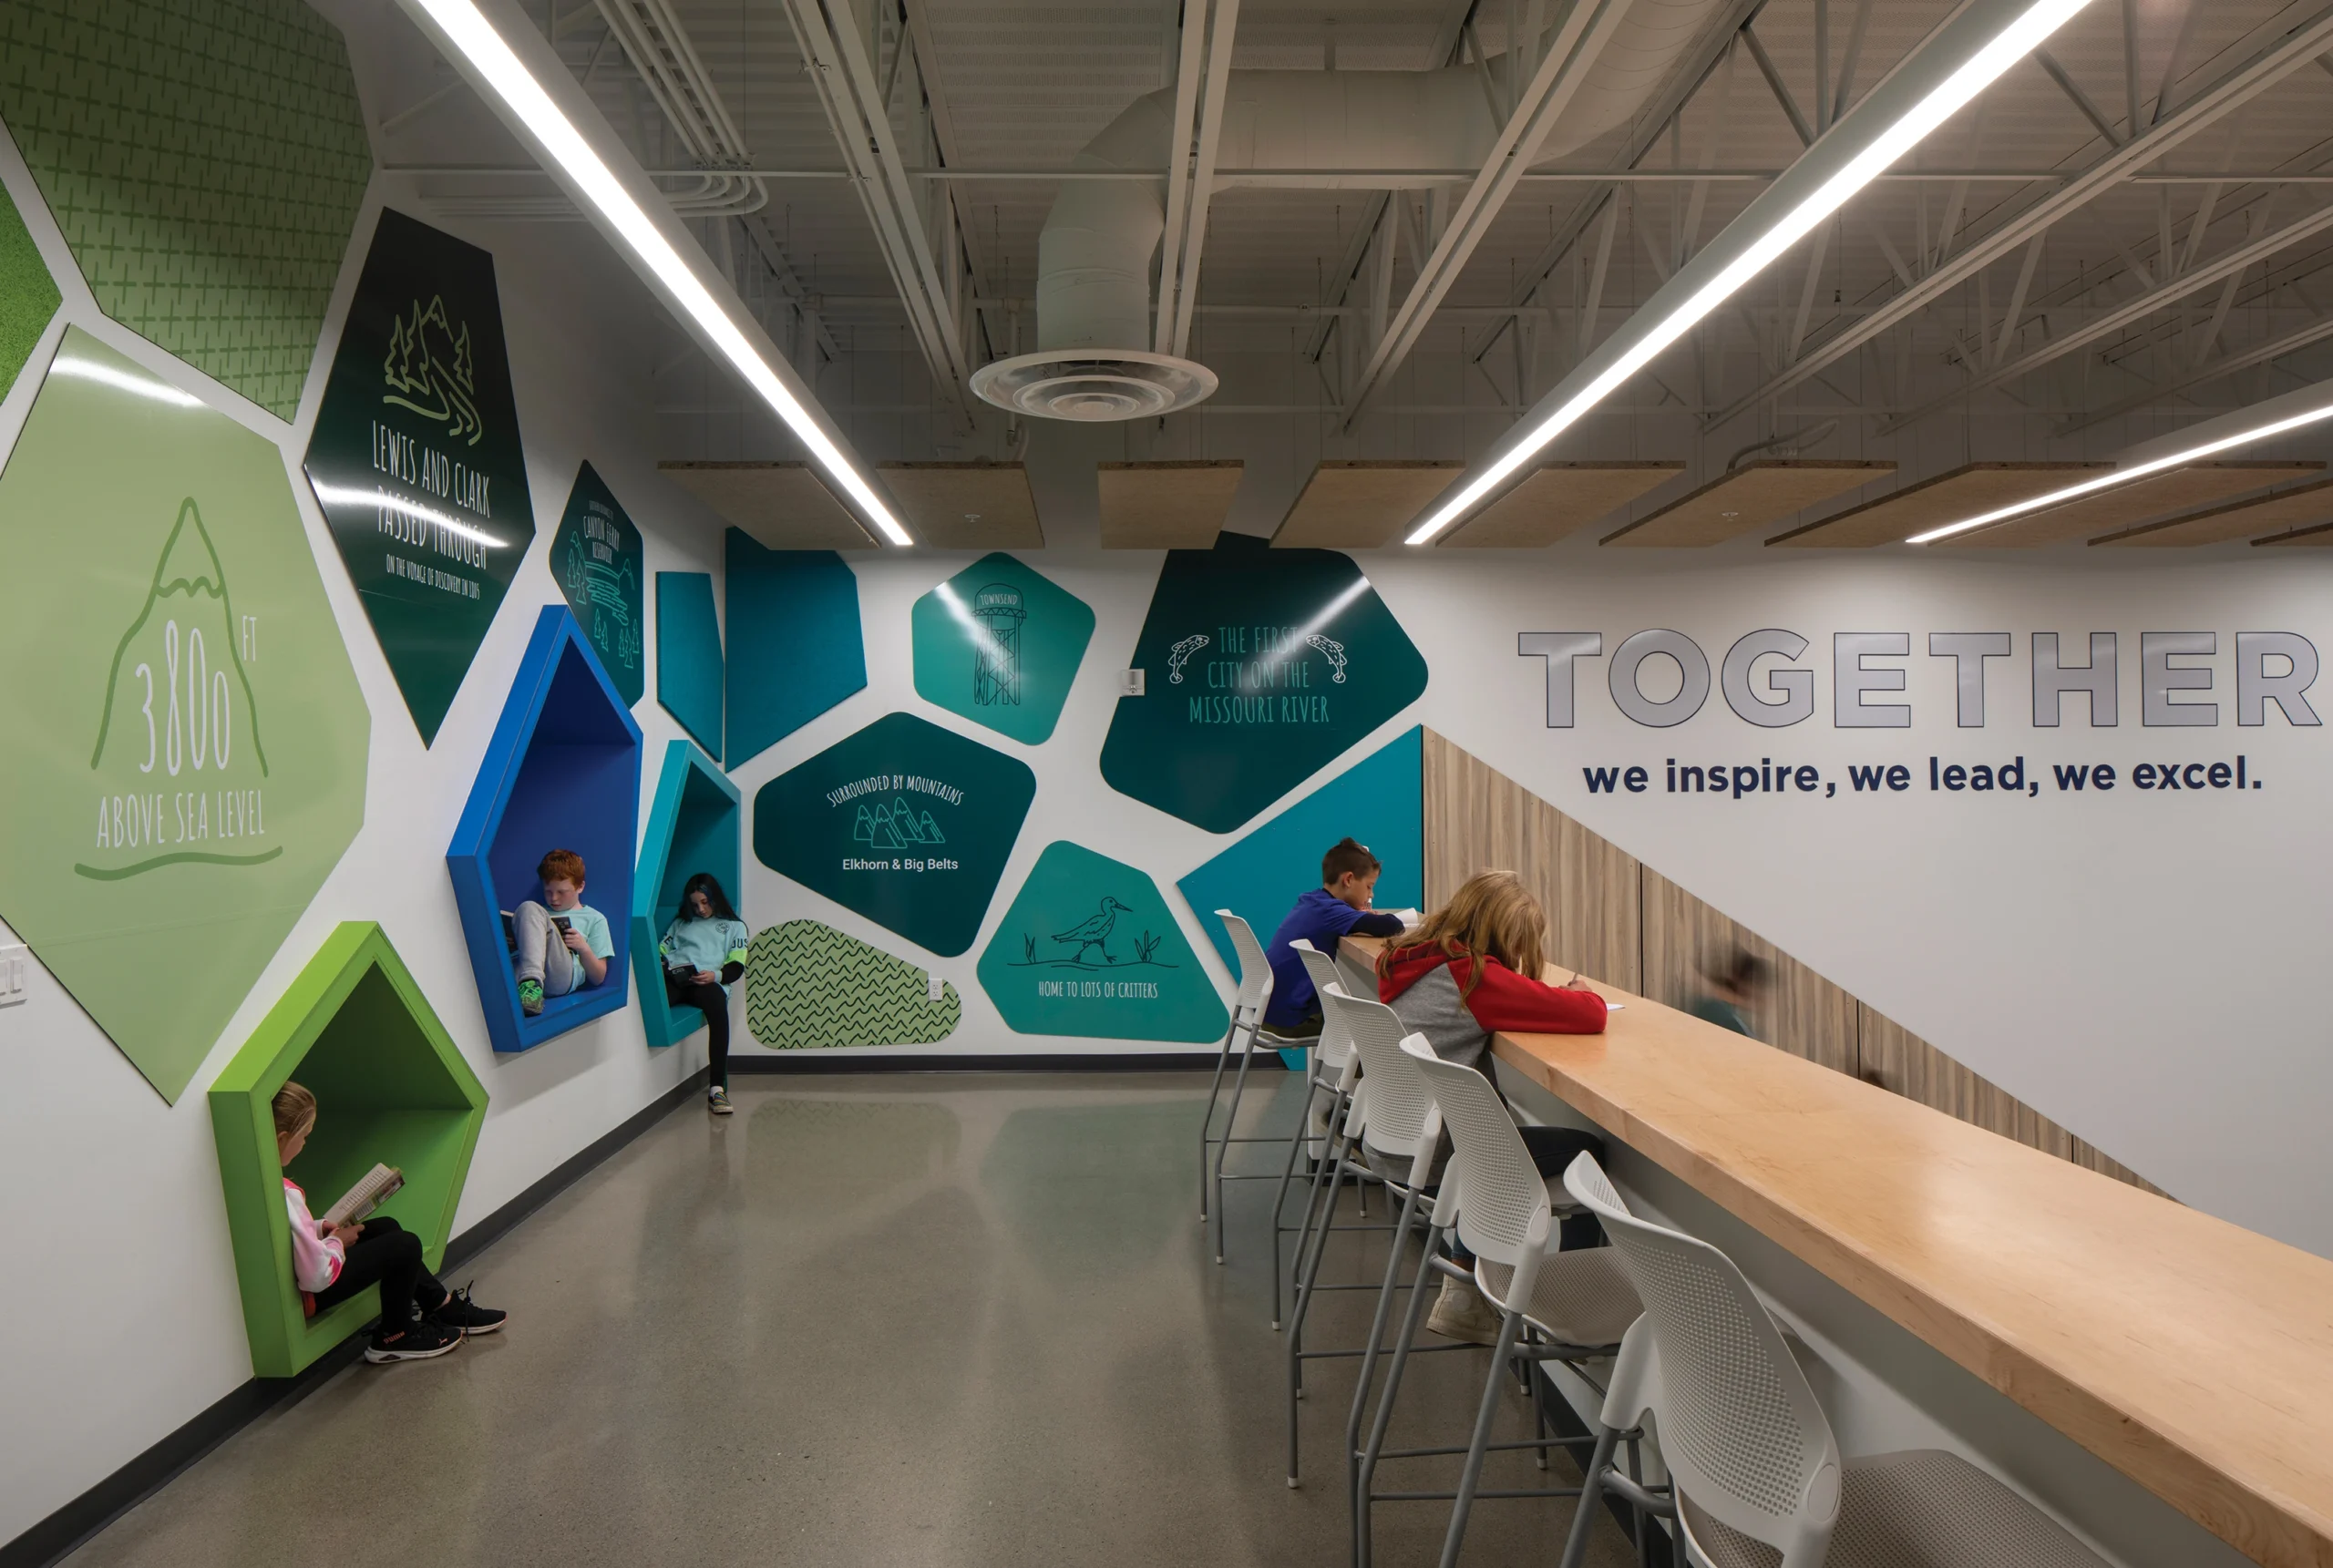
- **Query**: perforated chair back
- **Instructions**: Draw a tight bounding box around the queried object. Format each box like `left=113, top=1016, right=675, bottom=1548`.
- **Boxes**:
left=1288, top=939, right=1354, bottom=1071
left=1215, top=909, right=1274, bottom=1018
left=1399, top=1035, right=1551, bottom=1270
left=1321, top=988, right=1435, bottom=1164
left=1563, top=1153, right=1843, bottom=1566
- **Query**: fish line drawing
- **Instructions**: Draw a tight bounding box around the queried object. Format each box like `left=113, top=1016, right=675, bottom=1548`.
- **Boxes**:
left=1305, top=633, right=1349, bottom=683
left=1167, top=634, right=1208, bottom=684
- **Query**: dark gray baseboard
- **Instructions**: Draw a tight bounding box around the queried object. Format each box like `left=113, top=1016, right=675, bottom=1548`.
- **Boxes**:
left=729, top=1051, right=1264, bottom=1072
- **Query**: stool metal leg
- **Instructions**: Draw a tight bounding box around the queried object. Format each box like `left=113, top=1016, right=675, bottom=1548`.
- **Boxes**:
left=1439, top=1303, right=1527, bottom=1568
left=1285, top=1123, right=1363, bottom=1485
left=1354, top=1219, right=1445, bottom=1568
left=1557, top=1426, right=1621, bottom=1568
left=1270, top=1064, right=1341, bottom=1328
left=1197, top=1009, right=1248, bottom=1221
left=1211, top=1023, right=1262, bottom=1265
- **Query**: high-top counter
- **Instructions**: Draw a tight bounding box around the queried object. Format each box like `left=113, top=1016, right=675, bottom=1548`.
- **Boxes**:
left=1341, top=934, right=2333, bottom=1568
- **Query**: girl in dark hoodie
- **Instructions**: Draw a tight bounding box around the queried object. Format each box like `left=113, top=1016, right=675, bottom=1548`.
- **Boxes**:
left=1375, top=869, right=1609, bottom=1343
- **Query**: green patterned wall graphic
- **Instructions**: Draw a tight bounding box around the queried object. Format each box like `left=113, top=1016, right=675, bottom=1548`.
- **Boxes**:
left=0, top=181, right=59, bottom=402
left=745, top=920, right=961, bottom=1050
left=0, top=0, right=373, bottom=420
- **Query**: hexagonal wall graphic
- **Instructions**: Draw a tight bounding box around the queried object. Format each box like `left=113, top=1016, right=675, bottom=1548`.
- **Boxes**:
left=210, top=922, right=488, bottom=1378
left=0, top=179, right=60, bottom=404
left=0, top=0, right=373, bottom=419
left=0, top=330, right=369, bottom=1102
left=911, top=551, right=1095, bottom=746
left=978, top=842, right=1228, bottom=1043
left=1101, top=533, right=1427, bottom=833
left=447, top=606, right=642, bottom=1055
left=745, top=921, right=961, bottom=1050
left=633, top=740, right=741, bottom=1050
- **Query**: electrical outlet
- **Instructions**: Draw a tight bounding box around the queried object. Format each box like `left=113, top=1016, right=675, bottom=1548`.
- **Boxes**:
left=927, top=974, right=944, bottom=1002
left=0, top=944, right=27, bottom=1008
left=1119, top=668, right=1146, bottom=697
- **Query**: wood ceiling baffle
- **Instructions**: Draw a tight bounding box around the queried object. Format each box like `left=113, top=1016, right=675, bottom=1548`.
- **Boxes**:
left=656, top=461, right=877, bottom=549
left=2099, top=474, right=2333, bottom=546
left=1601, top=460, right=1893, bottom=547
left=1768, top=461, right=2108, bottom=548
left=879, top=461, right=1043, bottom=548
left=1271, top=460, right=1464, bottom=548
left=1439, top=461, right=1686, bottom=548
left=1942, top=462, right=2326, bottom=548
left=1097, top=459, right=1244, bottom=549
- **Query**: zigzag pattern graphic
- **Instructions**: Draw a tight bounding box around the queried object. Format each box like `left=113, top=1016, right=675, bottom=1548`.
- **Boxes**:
left=745, top=919, right=961, bottom=1050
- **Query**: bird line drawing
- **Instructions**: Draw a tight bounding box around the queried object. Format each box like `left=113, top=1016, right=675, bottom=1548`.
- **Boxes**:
left=1008, top=895, right=1174, bottom=970
left=1166, top=634, right=1208, bottom=683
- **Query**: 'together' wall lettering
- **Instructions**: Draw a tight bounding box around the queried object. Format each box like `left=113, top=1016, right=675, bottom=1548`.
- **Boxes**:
left=1519, top=630, right=2324, bottom=731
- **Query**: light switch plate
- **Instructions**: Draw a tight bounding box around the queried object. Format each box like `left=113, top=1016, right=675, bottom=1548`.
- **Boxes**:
left=0, top=944, right=27, bottom=1008
left=1119, top=669, right=1146, bottom=697
left=927, top=974, right=944, bottom=1002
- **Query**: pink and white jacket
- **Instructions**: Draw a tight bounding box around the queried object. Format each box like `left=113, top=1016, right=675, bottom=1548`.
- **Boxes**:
left=283, top=1178, right=344, bottom=1313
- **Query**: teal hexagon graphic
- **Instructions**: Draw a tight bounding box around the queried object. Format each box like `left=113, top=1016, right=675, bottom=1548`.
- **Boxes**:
left=0, top=331, right=370, bottom=1102
left=753, top=712, right=1035, bottom=957
left=911, top=551, right=1095, bottom=746
left=0, top=0, right=373, bottom=419
left=725, top=528, right=865, bottom=767
left=1100, top=532, right=1428, bottom=832
left=978, top=843, right=1228, bottom=1043
left=0, top=179, right=59, bottom=403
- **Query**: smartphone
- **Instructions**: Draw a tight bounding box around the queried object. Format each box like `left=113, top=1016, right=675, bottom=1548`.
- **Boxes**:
left=552, top=916, right=572, bottom=933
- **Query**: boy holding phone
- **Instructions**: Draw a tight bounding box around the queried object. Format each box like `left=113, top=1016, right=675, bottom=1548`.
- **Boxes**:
left=514, top=848, right=612, bottom=1016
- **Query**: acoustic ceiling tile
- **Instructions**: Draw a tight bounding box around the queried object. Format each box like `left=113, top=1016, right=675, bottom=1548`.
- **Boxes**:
left=1768, top=462, right=2106, bottom=548
left=879, top=462, right=1043, bottom=548
left=1098, top=459, right=1244, bottom=548
left=1604, top=460, right=1893, bottom=547
left=1440, top=462, right=1685, bottom=547
left=658, top=461, right=874, bottom=549
left=1273, top=460, right=1462, bottom=548
left=1946, top=462, right=2326, bottom=548
left=2099, top=474, right=2333, bottom=546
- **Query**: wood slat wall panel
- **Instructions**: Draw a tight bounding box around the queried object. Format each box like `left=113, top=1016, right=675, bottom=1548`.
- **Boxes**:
left=1420, top=731, right=2161, bottom=1193
left=1421, top=730, right=1641, bottom=992
left=1643, top=868, right=1860, bottom=1076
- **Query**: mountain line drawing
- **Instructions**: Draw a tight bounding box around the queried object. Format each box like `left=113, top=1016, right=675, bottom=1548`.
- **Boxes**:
left=382, top=295, right=483, bottom=446
left=93, top=496, right=268, bottom=778
left=852, top=794, right=948, bottom=851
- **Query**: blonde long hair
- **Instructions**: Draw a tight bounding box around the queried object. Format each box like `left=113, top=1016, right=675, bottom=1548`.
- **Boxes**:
left=1379, top=870, right=1547, bottom=999
left=272, top=1081, right=318, bottom=1144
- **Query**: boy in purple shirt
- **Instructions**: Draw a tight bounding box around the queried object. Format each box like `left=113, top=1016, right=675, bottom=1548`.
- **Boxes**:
left=1263, top=837, right=1407, bottom=1036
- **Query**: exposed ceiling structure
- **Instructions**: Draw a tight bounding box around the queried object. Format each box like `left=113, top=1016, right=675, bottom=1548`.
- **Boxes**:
left=348, top=0, right=2333, bottom=547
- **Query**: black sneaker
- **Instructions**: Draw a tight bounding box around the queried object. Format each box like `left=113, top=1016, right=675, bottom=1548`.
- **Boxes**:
left=365, top=1319, right=463, bottom=1363
left=432, top=1284, right=508, bottom=1336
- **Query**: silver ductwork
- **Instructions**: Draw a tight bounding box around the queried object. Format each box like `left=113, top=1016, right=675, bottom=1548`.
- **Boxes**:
left=971, top=0, right=1730, bottom=421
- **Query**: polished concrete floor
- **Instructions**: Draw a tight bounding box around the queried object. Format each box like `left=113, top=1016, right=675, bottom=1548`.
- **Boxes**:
left=72, top=1073, right=1637, bottom=1567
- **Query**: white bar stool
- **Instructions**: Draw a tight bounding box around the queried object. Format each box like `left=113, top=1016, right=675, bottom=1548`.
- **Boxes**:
left=1269, top=939, right=1375, bottom=1329
left=1561, top=1152, right=2113, bottom=1568
left=1197, top=910, right=1306, bottom=1266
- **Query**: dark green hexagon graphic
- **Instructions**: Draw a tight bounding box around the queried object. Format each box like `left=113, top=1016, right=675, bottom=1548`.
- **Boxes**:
left=0, top=179, right=59, bottom=403
left=0, top=330, right=369, bottom=1102
left=0, top=0, right=372, bottom=419
left=553, top=463, right=644, bottom=708
left=753, top=712, right=1035, bottom=958
left=978, top=842, right=1228, bottom=1043
left=911, top=552, right=1094, bottom=746
left=1100, top=533, right=1427, bottom=832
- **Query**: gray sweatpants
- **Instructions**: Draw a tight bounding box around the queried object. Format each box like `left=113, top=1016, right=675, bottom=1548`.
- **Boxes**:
left=513, top=901, right=580, bottom=998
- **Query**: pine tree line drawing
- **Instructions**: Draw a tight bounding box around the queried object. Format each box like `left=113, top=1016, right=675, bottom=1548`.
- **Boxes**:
left=382, top=296, right=483, bottom=446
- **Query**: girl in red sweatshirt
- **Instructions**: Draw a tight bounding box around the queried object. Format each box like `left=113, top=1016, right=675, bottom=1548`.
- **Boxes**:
left=1375, top=870, right=1609, bottom=1342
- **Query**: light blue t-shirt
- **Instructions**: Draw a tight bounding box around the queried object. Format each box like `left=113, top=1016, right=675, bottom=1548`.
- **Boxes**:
left=660, top=916, right=752, bottom=993
left=548, top=903, right=612, bottom=990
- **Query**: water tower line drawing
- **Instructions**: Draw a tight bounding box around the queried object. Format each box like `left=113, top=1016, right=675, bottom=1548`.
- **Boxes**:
left=972, top=583, right=1024, bottom=707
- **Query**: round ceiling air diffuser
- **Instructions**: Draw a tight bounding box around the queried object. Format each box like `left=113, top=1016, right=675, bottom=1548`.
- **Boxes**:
left=970, top=349, right=1218, bottom=422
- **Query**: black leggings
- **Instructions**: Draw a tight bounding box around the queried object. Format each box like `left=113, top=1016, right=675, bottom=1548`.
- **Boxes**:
left=667, top=973, right=731, bottom=1089
left=312, top=1217, right=446, bottom=1334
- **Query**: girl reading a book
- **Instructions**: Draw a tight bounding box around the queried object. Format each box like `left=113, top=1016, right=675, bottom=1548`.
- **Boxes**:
left=274, top=1081, right=506, bottom=1363
left=658, top=874, right=751, bottom=1117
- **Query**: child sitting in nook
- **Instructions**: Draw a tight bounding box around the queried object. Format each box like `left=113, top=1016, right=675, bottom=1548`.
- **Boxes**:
left=275, top=1082, right=505, bottom=1363
left=1263, top=837, right=1410, bottom=1040
left=1375, top=869, right=1609, bottom=1345
left=659, top=873, right=751, bottom=1117
left=514, top=847, right=612, bottom=1017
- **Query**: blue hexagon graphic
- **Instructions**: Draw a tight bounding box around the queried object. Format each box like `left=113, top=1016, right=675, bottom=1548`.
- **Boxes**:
left=447, top=606, right=642, bottom=1052
left=632, top=740, right=741, bottom=1049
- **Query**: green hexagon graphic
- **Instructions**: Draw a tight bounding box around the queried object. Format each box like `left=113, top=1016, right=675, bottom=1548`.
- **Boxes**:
left=210, top=922, right=488, bottom=1377
left=745, top=921, right=961, bottom=1050
left=0, top=179, right=60, bottom=403
left=910, top=552, right=1095, bottom=745
left=0, top=0, right=373, bottom=419
left=0, top=330, right=370, bottom=1102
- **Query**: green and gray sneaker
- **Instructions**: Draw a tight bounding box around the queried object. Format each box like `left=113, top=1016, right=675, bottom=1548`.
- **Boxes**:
left=518, top=978, right=544, bottom=1016
left=707, top=1085, right=734, bottom=1115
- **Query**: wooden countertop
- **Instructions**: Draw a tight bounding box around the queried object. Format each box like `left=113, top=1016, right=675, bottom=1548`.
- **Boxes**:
left=1341, top=934, right=2333, bottom=1568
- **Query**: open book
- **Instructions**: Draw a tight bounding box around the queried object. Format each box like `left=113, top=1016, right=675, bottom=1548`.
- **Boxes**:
left=319, top=1163, right=405, bottom=1228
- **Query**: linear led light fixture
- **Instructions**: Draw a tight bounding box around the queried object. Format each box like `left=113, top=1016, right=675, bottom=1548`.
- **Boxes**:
left=391, top=0, right=913, bottom=548
left=1403, top=0, right=2095, bottom=546
left=1906, top=388, right=2333, bottom=543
